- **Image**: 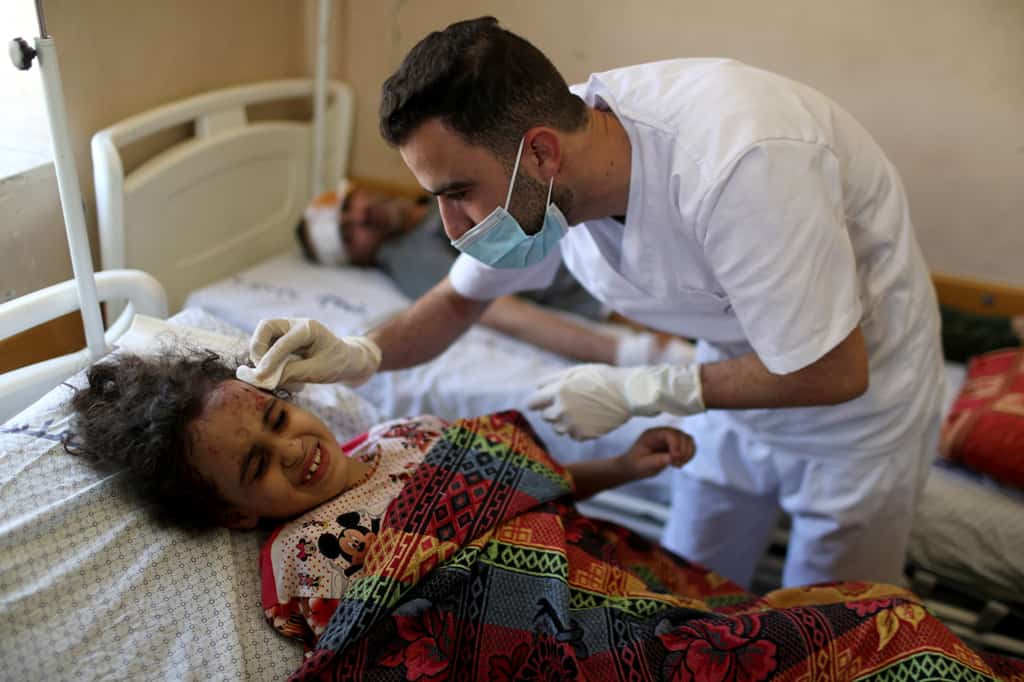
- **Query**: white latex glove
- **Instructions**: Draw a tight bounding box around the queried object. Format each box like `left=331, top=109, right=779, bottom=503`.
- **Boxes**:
left=237, top=318, right=381, bottom=389
left=236, top=353, right=301, bottom=391
left=526, top=363, right=705, bottom=440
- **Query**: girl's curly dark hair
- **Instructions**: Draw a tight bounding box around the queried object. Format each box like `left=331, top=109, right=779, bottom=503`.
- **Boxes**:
left=62, top=350, right=240, bottom=530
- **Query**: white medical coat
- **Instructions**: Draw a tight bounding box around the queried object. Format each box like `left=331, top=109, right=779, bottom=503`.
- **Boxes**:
left=450, top=59, right=943, bottom=460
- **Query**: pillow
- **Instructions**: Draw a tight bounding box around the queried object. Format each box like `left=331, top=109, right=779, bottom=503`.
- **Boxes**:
left=113, top=312, right=248, bottom=357
left=184, top=251, right=413, bottom=337
left=940, top=347, right=1024, bottom=490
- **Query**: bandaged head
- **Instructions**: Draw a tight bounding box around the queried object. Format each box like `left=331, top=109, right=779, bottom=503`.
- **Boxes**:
left=303, top=179, right=352, bottom=266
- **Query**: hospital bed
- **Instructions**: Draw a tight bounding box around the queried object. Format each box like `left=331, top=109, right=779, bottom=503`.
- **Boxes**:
left=0, top=77, right=678, bottom=680
left=1, top=79, right=1022, bottom=680
left=92, top=80, right=1024, bottom=656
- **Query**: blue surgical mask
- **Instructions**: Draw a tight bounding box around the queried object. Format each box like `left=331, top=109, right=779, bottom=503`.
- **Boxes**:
left=450, top=137, right=568, bottom=269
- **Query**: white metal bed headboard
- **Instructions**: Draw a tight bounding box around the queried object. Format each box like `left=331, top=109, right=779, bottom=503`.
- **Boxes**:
left=91, top=78, right=354, bottom=313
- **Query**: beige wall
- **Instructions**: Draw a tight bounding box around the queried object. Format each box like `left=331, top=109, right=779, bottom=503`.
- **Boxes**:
left=340, top=0, right=1024, bottom=286
left=1, top=0, right=311, bottom=301
left=3, top=0, right=1020, bottom=302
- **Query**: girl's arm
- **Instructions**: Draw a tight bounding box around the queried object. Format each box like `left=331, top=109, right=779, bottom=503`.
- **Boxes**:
left=566, top=427, right=695, bottom=501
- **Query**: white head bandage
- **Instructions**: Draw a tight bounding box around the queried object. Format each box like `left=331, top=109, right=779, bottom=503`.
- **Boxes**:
left=304, top=179, right=352, bottom=265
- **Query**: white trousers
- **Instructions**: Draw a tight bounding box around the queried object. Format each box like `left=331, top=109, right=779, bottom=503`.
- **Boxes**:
left=660, top=411, right=939, bottom=588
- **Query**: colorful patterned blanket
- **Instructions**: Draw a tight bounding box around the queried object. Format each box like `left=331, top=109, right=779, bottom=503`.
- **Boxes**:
left=290, top=411, right=1023, bottom=681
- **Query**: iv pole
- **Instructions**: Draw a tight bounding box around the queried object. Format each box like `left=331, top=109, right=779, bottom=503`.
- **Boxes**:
left=8, top=0, right=107, bottom=361
left=310, top=0, right=331, bottom=198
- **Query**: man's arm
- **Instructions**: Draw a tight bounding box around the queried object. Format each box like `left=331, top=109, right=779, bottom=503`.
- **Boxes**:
left=700, top=326, right=869, bottom=409
left=479, top=295, right=617, bottom=364
left=368, top=276, right=491, bottom=370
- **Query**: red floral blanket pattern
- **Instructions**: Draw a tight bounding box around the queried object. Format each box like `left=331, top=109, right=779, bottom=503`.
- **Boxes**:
left=286, top=411, right=1024, bottom=681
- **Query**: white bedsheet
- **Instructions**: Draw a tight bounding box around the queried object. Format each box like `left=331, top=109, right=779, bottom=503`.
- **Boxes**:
left=0, top=309, right=379, bottom=681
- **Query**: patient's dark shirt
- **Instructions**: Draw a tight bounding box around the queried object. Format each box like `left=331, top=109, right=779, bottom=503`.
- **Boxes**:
left=375, top=204, right=604, bottom=321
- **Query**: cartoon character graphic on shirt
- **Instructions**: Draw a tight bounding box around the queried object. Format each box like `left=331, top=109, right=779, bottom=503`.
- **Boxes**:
left=295, top=538, right=315, bottom=562
left=317, top=511, right=381, bottom=577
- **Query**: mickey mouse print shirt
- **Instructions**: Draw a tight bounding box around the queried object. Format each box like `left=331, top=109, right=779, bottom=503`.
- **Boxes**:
left=260, top=415, right=448, bottom=647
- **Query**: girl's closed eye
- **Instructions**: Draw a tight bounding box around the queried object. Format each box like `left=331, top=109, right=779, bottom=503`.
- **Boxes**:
left=274, top=407, right=286, bottom=431
left=254, top=450, right=268, bottom=479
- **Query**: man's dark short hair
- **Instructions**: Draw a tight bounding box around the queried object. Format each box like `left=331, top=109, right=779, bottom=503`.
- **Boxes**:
left=379, top=16, right=587, bottom=160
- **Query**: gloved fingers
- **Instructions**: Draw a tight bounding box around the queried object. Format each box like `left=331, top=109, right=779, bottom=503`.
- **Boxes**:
left=244, top=349, right=293, bottom=387
left=567, top=423, right=586, bottom=440
left=279, top=379, right=308, bottom=394
left=235, top=364, right=278, bottom=390
left=525, top=384, right=558, bottom=411
left=249, top=319, right=294, bottom=364
left=274, top=356, right=329, bottom=386
left=567, top=422, right=601, bottom=441
left=574, top=418, right=621, bottom=441
left=255, top=323, right=316, bottom=376
left=540, top=403, right=564, bottom=423
left=532, top=397, right=571, bottom=435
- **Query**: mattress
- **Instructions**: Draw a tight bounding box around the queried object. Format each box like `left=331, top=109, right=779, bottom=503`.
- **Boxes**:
left=0, top=309, right=379, bottom=681
left=185, top=254, right=1024, bottom=599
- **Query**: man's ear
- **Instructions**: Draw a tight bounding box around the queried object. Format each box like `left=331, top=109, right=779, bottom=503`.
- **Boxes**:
left=222, top=509, right=260, bottom=530
left=524, top=128, right=563, bottom=181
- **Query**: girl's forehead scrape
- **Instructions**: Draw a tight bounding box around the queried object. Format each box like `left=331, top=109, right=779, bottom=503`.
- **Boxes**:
left=204, top=381, right=269, bottom=413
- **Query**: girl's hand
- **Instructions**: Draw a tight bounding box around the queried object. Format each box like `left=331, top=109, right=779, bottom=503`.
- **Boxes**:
left=619, top=427, right=695, bottom=481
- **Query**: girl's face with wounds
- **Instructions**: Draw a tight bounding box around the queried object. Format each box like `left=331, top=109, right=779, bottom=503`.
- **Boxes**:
left=186, top=380, right=370, bottom=527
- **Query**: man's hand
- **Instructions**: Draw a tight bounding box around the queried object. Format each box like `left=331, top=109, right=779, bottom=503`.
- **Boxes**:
left=238, top=318, right=381, bottom=389
left=526, top=363, right=705, bottom=440
left=619, top=427, right=696, bottom=480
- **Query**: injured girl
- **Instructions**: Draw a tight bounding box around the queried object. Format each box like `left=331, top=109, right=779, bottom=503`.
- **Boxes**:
left=64, top=351, right=1024, bottom=681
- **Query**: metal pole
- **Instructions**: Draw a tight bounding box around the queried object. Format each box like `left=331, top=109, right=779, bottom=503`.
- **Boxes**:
left=34, top=0, right=48, bottom=37
left=32, top=1, right=107, bottom=359
left=310, top=0, right=330, bottom=198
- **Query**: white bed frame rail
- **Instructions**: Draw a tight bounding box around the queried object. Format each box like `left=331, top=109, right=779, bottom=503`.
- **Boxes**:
left=0, top=270, right=167, bottom=423
left=92, top=78, right=353, bottom=314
